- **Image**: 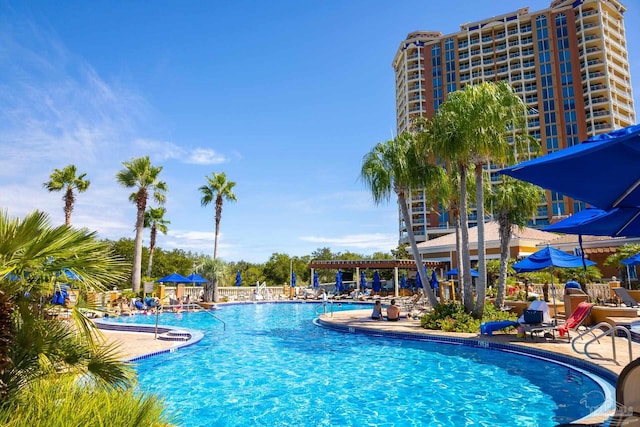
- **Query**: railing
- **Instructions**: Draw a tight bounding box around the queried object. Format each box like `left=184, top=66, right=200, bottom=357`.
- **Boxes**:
left=572, top=322, right=633, bottom=364
left=316, top=300, right=334, bottom=317
left=527, top=283, right=611, bottom=302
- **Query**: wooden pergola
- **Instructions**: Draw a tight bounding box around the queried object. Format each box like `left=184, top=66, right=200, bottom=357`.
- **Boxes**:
left=308, top=259, right=446, bottom=297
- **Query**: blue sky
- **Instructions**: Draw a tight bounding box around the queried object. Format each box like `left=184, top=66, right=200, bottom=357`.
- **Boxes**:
left=1, top=1, right=639, bottom=264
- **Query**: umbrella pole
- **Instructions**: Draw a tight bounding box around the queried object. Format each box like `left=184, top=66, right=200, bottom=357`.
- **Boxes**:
left=550, top=267, right=557, bottom=326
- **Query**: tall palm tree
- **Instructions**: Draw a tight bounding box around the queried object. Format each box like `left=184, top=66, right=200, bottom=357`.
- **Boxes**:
left=430, top=81, right=534, bottom=317
left=116, top=157, right=167, bottom=294
left=43, top=164, right=90, bottom=225
left=0, top=210, right=130, bottom=401
left=199, top=172, right=237, bottom=260
left=144, top=207, right=170, bottom=277
left=195, top=256, right=227, bottom=303
left=360, top=132, right=446, bottom=308
left=486, top=176, right=544, bottom=308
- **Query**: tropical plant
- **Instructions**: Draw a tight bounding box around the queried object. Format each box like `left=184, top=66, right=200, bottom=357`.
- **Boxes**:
left=199, top=172, right=237, bottom=261
left=429, top=81, right=536, bottom=317
left=0, top=210, right=130, bottom=401
left=0, top=376, right=174, bottom=426
left=42, top=164, right=90, bottom=225
left=605, top=244, right=640, bottom=286
left=486, top=176, right=544, bottom=308
left=116, top=156, right=167, bottom=294
left=144, top=207, right=170, bottom=277
left=360, top=132, right=446, bottom=307
left=195, top=256, right=228, bottom=302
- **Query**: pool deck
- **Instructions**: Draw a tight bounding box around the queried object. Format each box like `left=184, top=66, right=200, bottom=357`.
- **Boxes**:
left=99, top=328, right=179, bottom=360
left=318, top=309, right=639, bottom=377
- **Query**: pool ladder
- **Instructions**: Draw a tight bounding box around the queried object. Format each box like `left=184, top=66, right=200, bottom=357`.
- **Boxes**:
left=204, top=309, right=226, bottom=331
left=571, top=321, right=633, bottom=364
left=315, top=301, right=334, bottom=317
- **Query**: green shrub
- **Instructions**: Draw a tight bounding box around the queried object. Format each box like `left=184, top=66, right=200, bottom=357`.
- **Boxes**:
left=420, top=301, right=517, bottom=333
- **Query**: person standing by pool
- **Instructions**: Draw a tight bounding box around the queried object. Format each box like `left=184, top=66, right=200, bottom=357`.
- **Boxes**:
left=386, top=299, right=400, bottom=321
left=371, top=300, right=383, bottom=320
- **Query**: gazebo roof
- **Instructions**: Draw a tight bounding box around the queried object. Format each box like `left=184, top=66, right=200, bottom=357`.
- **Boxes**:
left=308, top=259, right=444, bottom=270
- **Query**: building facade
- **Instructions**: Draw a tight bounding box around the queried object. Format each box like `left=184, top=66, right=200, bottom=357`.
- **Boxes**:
left=393, top=0, right=635, bottom=245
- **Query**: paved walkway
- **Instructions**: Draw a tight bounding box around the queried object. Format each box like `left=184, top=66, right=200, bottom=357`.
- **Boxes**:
left=319, top=309, right=639, bottom=376
left=99, top=329, right=178, bottom=360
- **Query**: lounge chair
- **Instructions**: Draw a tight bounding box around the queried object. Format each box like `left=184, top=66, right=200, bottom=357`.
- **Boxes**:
left=613, top=287, right=640, bottom=308
left=556, top=301, right=594, bottom=339
left=518, top=300, right=557, bottom=339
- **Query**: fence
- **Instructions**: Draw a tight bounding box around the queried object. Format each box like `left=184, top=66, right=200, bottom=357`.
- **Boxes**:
left=528, top=283, right=611, bottom=302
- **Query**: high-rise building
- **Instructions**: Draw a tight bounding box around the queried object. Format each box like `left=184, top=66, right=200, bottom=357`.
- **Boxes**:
left=392, top=0, right=635, bottom=245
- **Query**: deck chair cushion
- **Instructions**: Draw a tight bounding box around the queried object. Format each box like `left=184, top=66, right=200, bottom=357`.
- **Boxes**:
left=523, top=309, right=544, bottom=324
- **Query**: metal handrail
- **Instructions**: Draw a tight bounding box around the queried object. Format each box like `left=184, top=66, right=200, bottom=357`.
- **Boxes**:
left=204, top=309, right=226, bottom=331
left=315, top=301, right=334, bottom=317
left=571, top=321, right=633, bottom=363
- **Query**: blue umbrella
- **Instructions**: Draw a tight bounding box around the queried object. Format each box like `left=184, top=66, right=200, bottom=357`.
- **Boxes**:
left=512, top=246, right=596, bottom=322
left=415, top=271, right=423, bottom=289
left=544, top=207, right=640, bottom=237
left=445, top=268, right=479, bottom=277
left=186, top=273, right=209, bottom=286
left=291, top=271, right=296, bottom=288
left=313, top=271, right=319, bottom=288
left=156, top=272, right=191, bottom=283
left=430, top=270, right=439, bottom=291
left=372, top=270, right=381, bottom=293
left=360, top=271, right=367, bottom=291
left=59, top=268, right=82, bottom=281
left=235, top=270, right=242, bottom=287
left=335, top=270, right=343, bottom=293
left=400, top=273, right=407, bottom=289
left=622, top=253, right=640, bottom=266
left=500, top=123, right=640, bottom=210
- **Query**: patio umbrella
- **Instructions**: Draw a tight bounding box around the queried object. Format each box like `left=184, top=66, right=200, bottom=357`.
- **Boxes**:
left=156, top=272, right=190, bottom=283
left=186, top=273, right=209, bottom=286
left=313, top=271, right=319, bottom=289
left=415, top=271, right=423, bottom=289
left=500, top=123, right=640, bottom=210
left=291, top=271, right=296, bottom=288
left=360, top=271, right=367, bottom=291
left=512, top=246, right=596, bottom=324
left=335, top=270, right=343, bottom=294
left=59, top=268, right=82, bottom=281
left=544, top=207, right=640, bottom=238
left=430, top=270, right=439, bottom=291
left=622, top=253, right=640, bottom=266
left=400, top=273, right=407, bottom=289
left=235, top=270, right=242, bottom=287
left=445, top=268, right=479, bottom=277
left=372, top=270, right=381, bottom=293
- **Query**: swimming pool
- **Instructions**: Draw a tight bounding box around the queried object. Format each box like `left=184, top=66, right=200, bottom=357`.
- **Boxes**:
left=112, top=302, right=613, bottom=426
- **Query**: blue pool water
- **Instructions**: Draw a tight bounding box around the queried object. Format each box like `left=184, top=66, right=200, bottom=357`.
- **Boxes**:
left=112, top=302, right=612, bottom=427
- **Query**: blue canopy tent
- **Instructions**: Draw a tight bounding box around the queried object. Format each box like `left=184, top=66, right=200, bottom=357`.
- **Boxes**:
left=512, top=246, right=596, bottom=323
left=372, top=270, right=381, bottom=293
left=156, top=272, right=191, bottom=283
left=313, top=271, right=320, bottom=289
left=235, top=270, right=242, bottom=287
left=186, top=273, right=208, bottom=286
left=445, top=268, right=479, bottom=277
left=335, top=270, right=343, bottom=294
left=500, top=123, right=640, bottom=211
left=360, top=271, right=367, bottom=292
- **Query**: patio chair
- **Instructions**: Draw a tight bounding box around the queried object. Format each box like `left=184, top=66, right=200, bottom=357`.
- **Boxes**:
left=518, top=300, right=556, bottom=339
left=613, top=287, right=640, bottom=308
left=556, top=301, right=594, bottom=340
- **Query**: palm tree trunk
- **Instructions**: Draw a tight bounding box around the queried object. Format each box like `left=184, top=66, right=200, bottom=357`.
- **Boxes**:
left=473, top=164, right=487, bottom=318
left=132, top=205, right=145, bottom=294
left=212, top=278, right=219, bottom=303
left=454, top=212, right=464, bottom=303
left=495, top=216, right=511, bottom=308
left=147, top=226, right=156, bottom=277
left=64, top=188, right=74, bottom=226
left=458, top=166, right=473, bottom=313
left=0, top=291, right=14, bottom=401
left=398, top=191, right=438, bottom=307
left=214, top=197, right=222, bottom=260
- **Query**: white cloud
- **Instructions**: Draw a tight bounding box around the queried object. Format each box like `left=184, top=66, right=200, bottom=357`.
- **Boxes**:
left=133, top=139, right=227, bottom=165
left=186, top=148, right=226, bottom=165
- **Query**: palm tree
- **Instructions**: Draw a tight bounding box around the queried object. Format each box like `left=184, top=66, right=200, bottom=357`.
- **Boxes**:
left=116, top=156, right=167, bottom=294
left=43, top=164, right=90, bottom=225
left=360, top=132, right=446, bottom=308
left=0, top=210, right=130, bottom=401
left=199, top=172, right=237, bottom=260
left=144, top=207, right=170, bottom=277
left=430, top=81, right=534, bottom=317
left=486, top=176, right=544, bottom=308
left=195, top=256, right=228, bottom=303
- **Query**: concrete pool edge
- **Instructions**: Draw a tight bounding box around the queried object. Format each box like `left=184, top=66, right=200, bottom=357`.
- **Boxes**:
left=93, top=318, right=205, bottom=362
left=315, top=316, right=618, bottom=423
